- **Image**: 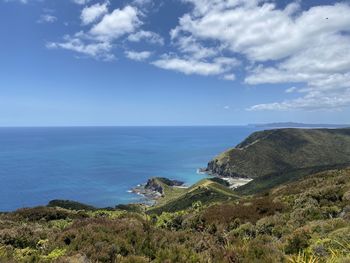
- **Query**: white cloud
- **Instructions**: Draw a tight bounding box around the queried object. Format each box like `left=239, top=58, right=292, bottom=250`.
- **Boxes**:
left=248, top=90, right=350, bottom=111
left=247, top=72, right=350, bottom=111
left=46, top=35, right=114, bottom=61
left=246, top=35, right=350, bottom=85
left=222, top=74, right=235, bottom=81
left=132, top=0, right=152, bottom=7
left=48, top=5, right=141, bottom=60
left=127, top=30, right=164, bottom=45
left=173, top=35, right=218, bottom=60
left=152, top=55, right=238, bottom=76
left=169, top=1, right=350, bottom=111
left=90, top=6, right=141, bottom=41
left=44, top=0, right=350, bottom=111
left=37, top=14, right=57, bottom=24
left=72, top=0, right=91, bottom=5
left=81, top=2, right=108, bottom=25
left=152, top=58, right=222, bottom=75
left=3, top=0, right=29, bottom=3
left=286, top=87, right=297, bottom=93
left=174, top=2, right=350, bottom=61
left=246, top=33, right=350, bottom=111
left=224, top=105, right=230, bottom=110
left=125, top=50, right=152, bottom=61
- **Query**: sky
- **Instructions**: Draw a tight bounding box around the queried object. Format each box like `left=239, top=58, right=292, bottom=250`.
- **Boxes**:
left=0, top=0, right=349, bottom=126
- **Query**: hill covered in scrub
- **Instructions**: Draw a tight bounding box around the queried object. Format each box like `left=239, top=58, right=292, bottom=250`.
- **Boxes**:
left=1, top=168, right=350, bottom=262
left=207, top=128, right=350, bottom=192
left=147, top=177, right=239, bottom=214
left=131, top=176, right=238, bottom=214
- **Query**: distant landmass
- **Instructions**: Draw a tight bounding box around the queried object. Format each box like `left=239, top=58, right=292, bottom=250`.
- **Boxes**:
left=249, top=122, right=349, bottom=128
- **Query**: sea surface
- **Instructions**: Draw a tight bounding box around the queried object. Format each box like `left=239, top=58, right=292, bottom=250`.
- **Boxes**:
left=0, top=126, right=259, bottom=211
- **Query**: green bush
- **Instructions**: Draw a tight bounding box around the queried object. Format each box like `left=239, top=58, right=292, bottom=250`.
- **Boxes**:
left=285, top=228, right=311, bottom=254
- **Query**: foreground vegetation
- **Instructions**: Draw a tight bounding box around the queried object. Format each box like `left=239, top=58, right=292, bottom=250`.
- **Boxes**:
left=1, top=168, right=350, bottom=262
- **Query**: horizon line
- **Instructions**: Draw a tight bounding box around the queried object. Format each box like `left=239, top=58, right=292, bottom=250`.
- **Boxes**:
left=0, top=123, right=349, bottom=128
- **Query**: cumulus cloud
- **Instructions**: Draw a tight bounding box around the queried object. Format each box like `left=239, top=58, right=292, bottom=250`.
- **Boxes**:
left=81, top=2, right=108, bottom=25
left=248, top=89, right=350, bottom=111
left=172, top=35, right=218, bottom=60
left=44, top=0, right=350, bottom=111
left=46, top=35, right=114, bottom=61
left=127, top=30, right=164, bottom=45
left=48, top=5, right=141, bottom=60
left=174, top=2, right=350, bottom=61
left=89, top=6, right=140, bottom=41
left=170, top=0, right=350, bottom=111
left=125, top=50, right=152, bottom=61
left=246, top=33, right=350, bottom=111
left=152, top=55, right=238, bottom=76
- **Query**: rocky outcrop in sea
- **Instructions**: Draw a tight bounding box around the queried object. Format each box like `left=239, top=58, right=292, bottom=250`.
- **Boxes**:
left=130, top=177, right=185, bottom=205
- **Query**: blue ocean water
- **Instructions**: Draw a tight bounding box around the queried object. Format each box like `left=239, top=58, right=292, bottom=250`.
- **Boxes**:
left=0, top=126, right=258, bottom=211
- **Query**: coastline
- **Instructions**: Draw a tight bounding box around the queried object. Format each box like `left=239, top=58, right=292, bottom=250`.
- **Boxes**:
left=220, top=177, right=253, bottom=189
left=129, top=183, right=161, bottom=206
left=129, top=177, right=188, bottom=206
left=198, top=167, right=253, bottom=188
left=129, top=168, right=253, bottom=206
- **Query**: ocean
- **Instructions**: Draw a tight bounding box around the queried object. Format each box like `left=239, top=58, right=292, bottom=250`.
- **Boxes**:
left=0, top=126, right=258, bottom=211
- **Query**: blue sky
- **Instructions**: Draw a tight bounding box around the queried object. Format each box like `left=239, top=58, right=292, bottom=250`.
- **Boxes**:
left=0, top=0, right=349, bottom=126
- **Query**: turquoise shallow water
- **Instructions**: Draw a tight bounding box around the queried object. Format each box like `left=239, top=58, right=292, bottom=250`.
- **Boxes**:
left=0, top=126, right=258, bottom=211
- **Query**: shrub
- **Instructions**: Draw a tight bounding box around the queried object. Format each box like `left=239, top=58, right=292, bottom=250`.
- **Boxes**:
left=287, top=251, right=318, bottom=263
left=40, top=248, right=66, bottom=261
left=230, top=223, right=256, bottom=239
left=9, top=207, right=79, bottom=222
left=202, top=197, right=284, bottom=226
left=13, top=247, right=39, bottom=262
left=155, top=211, right=186, bottom=230
left=229, top=236, right=285, bottom=263
left=285, top=228, right=311, bottom=254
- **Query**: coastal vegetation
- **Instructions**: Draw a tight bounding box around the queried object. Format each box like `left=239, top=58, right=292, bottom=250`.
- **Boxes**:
left=147, top=177, right=239, bottom=214
left=207, top=128, right=350, bottom=193
left=1, top=168, right=350, bottom=262
left=1, top=128, right=350, bottom=262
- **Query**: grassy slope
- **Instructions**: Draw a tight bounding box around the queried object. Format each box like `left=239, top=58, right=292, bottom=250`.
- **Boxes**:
left=235, top=163, right=350, bottom=195
left=149, top=178, right=187, bottom=207
left=148, top=178, right=239, bottom=214
left=208, top=128, right=350, bottom=193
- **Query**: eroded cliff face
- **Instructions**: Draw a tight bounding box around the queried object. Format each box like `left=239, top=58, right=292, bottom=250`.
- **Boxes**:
left=206, top=128, right=350, bottom=179
left=145, top=178, right=165, bottom=194
left=207, top=158, right=245, bottom=178
left=145, top=177, right=184, bottom=194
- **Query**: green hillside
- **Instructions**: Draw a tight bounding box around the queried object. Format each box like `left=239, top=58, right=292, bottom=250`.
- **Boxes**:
left=1, top=168, right=350, bottom=262
left=207, top=128, right=350, bottom=192
left=145, top=177, right=187, bottom=205
left=148, top=178, right=239, bottom=214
